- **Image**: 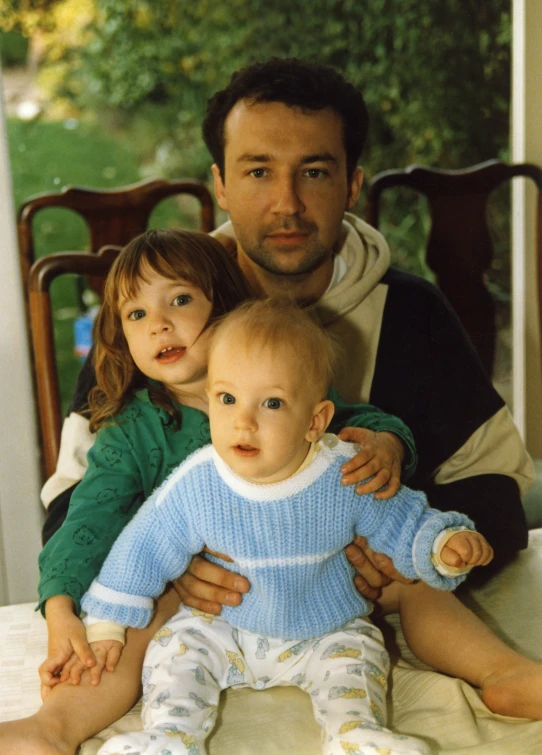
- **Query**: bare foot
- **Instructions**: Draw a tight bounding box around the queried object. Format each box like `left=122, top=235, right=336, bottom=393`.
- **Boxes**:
left=0, top=716, right=73, bottom=755
left=481, top=661, right=542, bottom=720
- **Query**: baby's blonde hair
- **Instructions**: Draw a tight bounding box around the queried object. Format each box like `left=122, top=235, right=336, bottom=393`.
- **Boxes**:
left=208, top=298, right=342, bottom=399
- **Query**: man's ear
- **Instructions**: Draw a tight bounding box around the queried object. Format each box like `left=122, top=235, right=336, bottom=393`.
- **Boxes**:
left=211, top=164, right=228, bottom=211
left=306, top=400, right=335, bottom=442
left=346, top=166, right=363, bottom=210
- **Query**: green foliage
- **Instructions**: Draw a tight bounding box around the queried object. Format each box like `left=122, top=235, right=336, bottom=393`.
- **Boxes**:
left=0, top=29, right=29, bottom=66
left=60, top=0, right=511, bottom=181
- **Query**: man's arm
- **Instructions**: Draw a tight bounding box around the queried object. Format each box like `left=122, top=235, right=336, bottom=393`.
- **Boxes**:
left=369, top=268, right=533, bottom=575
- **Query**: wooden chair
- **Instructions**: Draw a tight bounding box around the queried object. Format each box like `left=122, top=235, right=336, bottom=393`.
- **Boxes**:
left=29, top=248, right=121, bottom=479
left=20, top=178, right=215, bottom=480
left=18, top=177, right=215, bottom=303
left=366, top=159, right=542, bottom=376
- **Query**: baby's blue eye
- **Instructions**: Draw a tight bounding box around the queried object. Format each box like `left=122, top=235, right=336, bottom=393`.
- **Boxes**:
left=219, top=393, right=236, bottom=405
left=264, top=398, right=282, bottom=410
left=172, top=294, right=192, bottom=306
left=128, top=309, right=145, bottom=321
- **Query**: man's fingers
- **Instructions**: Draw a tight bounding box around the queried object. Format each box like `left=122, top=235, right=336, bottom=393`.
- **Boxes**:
left=353, top=575, right=381, bottom=601
left=176, top=581, right=223, bottom=615
left=186, top=555, right=250, bottom=593
left=345, top=542, right=391, bottom=590
left=201, top=546, right=234, bottom=563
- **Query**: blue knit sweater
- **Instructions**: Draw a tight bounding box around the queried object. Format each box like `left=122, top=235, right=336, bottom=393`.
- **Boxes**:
left=81, top=438, right=474, bottom=640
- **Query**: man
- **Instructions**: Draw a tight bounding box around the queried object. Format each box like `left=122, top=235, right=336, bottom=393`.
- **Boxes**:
left=18, top=58, right=541, bottom=755
left=43, top=58, right=532, bottom=594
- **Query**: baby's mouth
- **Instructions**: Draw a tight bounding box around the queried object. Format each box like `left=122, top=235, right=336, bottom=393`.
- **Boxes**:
left=234, top=445, right=260, bottom=457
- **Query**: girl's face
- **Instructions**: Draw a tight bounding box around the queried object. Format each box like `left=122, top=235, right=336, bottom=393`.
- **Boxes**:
left=119, top=266, right=213, bottom=406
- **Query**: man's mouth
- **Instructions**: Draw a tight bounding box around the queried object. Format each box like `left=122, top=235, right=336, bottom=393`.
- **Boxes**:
left=233, top=444, right=260, bottom=458
left=266, top=231, right=309, bottom=246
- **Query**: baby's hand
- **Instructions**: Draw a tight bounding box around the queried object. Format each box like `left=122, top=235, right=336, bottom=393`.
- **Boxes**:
left=440, top=531, right=494, bottom=570
left=338, top=427, right=404, bottom=499
left=62, top=639, right=124, bottom=686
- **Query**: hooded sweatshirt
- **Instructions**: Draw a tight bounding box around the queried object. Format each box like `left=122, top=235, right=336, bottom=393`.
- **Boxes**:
left=42, top=214, right=533, bottom=575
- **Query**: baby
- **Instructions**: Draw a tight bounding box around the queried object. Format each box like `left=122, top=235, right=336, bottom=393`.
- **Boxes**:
left=81, top=298, right=493, bottom=755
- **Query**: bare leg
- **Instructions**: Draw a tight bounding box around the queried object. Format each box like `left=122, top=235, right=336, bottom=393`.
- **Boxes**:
left=0, top=588, right=181, bottom=755
left=386, top=581, right=542, bottom=720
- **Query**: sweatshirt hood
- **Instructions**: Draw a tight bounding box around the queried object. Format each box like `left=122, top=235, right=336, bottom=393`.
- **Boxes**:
left=211, top=212, right=390, bottom=325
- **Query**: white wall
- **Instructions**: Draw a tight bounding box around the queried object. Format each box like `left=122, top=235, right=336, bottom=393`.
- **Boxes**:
left=0, top=71, right=43, bottom=605
left=512, top=0, right=542, bottom=457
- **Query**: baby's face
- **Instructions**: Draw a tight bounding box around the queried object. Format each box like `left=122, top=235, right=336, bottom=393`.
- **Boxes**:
left=207, top=330, right=320, bottom=483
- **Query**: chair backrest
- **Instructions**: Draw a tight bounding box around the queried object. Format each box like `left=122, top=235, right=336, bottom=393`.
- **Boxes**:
left=20, top=178, right=215, bottom=481
left=366, top=159, right=542, bottom=375
left=18, top=177, right=215, bottom=301
left=29, top=248, right=121, bottom=479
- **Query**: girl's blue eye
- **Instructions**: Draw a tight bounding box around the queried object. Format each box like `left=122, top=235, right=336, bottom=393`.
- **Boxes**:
left=264, top=398, right=282, bottom=410
left=219, top=393, right=236, bottom=405
left=128, top=309, right=145, bottom=321
left=172, top=294, right=192, bottom=306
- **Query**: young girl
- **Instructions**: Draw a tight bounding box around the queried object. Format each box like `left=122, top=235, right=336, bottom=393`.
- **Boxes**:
left=0, top=229, right=414, bottom=755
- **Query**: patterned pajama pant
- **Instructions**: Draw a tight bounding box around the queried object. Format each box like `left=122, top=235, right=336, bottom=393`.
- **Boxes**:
left=98, top=605, right=431, bottom=755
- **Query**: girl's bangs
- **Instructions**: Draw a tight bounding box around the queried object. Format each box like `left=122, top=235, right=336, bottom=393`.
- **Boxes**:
left=115, top=246, right=207, bottom=305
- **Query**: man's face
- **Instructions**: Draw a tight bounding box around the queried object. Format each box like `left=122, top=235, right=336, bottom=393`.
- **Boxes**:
left=212, top=100, right=363, bottom=294
left=207, top=329, right=323, bottom=484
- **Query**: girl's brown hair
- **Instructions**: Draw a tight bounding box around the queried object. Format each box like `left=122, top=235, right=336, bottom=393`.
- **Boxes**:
left=88, top=229, right=251, bottom=431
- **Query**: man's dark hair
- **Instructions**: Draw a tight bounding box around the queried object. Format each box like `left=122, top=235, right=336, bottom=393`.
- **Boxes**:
left=202, top=57, right=369, bottom=182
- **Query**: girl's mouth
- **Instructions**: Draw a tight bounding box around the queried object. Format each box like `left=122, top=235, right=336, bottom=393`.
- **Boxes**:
left=156, top=346, right=186, bottom=363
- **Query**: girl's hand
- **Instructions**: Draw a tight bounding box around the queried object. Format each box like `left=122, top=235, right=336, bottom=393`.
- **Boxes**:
left=39, top=596, right=96, bottom=688
left=440, top=531, right=494, bottom=569
left=61, top=640, right=124, bottom=686
left=338, top=428, right=404, bottom=499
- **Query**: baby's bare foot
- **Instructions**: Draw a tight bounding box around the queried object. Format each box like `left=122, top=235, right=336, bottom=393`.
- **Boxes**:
left=481, top=662, right=542, bottom=720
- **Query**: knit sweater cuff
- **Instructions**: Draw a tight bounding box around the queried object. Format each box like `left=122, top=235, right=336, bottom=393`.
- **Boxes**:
left=412, top=511, right=475, bottom=589
left=85, top=619, right=126, bottom=645
left=81, top=580, right=154, bottom=629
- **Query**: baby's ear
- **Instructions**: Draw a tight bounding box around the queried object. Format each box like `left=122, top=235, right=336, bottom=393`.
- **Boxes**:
left=306, top=400, right=335, bottom=442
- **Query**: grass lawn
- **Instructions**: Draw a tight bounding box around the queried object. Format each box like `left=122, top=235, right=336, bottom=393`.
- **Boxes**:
left=8, top=117, right=199, bottom=413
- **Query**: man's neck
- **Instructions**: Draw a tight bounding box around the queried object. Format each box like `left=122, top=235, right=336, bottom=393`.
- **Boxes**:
left=237, top=253, right=335, bottom=304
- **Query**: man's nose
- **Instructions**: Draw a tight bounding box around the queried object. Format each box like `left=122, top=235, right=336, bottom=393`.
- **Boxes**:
left=271, top=176, right=305, bottom=216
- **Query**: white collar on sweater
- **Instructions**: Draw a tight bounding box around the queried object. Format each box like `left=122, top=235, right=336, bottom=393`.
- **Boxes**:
left=211, top=435, right=353, bottom=502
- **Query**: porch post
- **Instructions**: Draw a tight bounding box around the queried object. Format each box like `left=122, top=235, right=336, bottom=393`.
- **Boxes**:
left=0, top=71, right=43, bottom=605
left=511, top=0, right=542, bottom=456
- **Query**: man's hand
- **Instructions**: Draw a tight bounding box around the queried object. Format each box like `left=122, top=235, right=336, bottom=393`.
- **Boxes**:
left=440, top=531, right=494, bottom=570
left=338, top=428, right=404, bottom=499
left=345, top=535, right=414, bottom=600
left=39, top=595, right=96, bottom=689
left=174, top=549, right=250, bottom=615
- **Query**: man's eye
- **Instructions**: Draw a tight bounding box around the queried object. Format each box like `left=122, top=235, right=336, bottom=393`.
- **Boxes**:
left=304, top=168, right=326, bottom=179
left=249, top=168, right=267, bottom=179
left=264, top=398, right=282, bottom=410
left=219, top=393, right=236, bottom=405
left=128, top=309, right=145, bottom=321
left=172, top=294, right=192, bottom=306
